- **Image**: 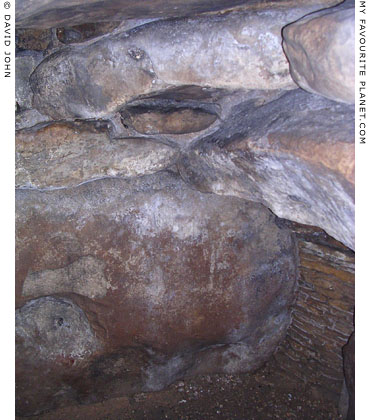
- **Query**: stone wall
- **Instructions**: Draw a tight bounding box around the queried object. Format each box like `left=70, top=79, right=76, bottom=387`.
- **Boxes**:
left=15, top=0, right=355, bottom=417
left=274, top=220, right=355, bottom=401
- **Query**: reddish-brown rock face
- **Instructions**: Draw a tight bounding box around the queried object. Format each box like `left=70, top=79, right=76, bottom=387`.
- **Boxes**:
left=15, top=1, right=354, bottom=417
left=16, top=172, right=298, bottom=415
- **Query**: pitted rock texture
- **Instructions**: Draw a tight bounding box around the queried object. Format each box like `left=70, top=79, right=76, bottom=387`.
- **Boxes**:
left=15, top=120, right=178, bottom=189
left=178, top=89, right=354, bottom=249
left=282, top=0, right=354, bottom=104
left=16, top=296, right=101, bottom=360
left=15, top=0, right=342, bottom=29
left=16, top=172, right=298, bottom=415
left=16, top=297, right=102, bottom=415
left=29, top=6, right=327, bottom=121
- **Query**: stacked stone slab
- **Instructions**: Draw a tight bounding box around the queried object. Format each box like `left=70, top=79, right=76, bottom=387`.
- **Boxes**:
left=15, top=0, right=354, bottom=416
left=282, top=0, right=355, bottom=104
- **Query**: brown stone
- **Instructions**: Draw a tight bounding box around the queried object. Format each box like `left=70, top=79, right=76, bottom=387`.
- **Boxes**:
left=299, top=258, right=355, bottom=284
left=297, top=269, right=354, bottom=303
left=15, top=121, right=179, bottom=189
left=56, top=22, right=121, bottom=44
left=178, top=89, right=354, bottom=249
left=16, top=172, right=298, bottom=415
left=121, top=107, right=218, bottom=135
left=270, top=222, right=354, bottom=403
left=298, top=241, right=355, bottom=273
left=16, top=28, right=52, bottom=50
left=16, top=296, right=103, bottom=415
left=283, top=0, right=354, bottom=104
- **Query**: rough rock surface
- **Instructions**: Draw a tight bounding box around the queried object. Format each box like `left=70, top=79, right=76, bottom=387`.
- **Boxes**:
left=16, top=172, right=298, bottom=415
left=16, top=296, right=102, bottom=415
left=29, top=6, right=326, bottom=121
left=16, top=0, right=341, bottom=29
left=16, top=28, right=53, bottom=51
left=16, top=296, right=101, bottom=360
left=15, top=108, right=52, bottom=131
left=15, top=222, right=354, bottom=420
left=272, top=220, right=355, bottom=404
left=282, top=0, right=354, bottom=104
left=178, top=89, right=354, bottom=249
left=15, top=50, right=44, bottom=110
left=114, top=84, right=245, bottom=141
left=15, top=0, right=355, bottom=417
left=55, top=22, right=121, bottom=44
left=15, top=120, right=178, bottom=189
left=122, top=106, right=218, bottom=135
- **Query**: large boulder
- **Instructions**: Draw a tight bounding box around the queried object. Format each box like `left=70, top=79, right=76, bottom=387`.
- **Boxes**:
left=282, top=0, right=354, bottom=104
left=16, top=172, right=298, bottom=415
left=15, top=120, right=179, bottom=189
left=29, top=5, right=328, bottom=121
left=16, top=296, right=102, bottom=413
left=178, top=89, right=354, bottom=249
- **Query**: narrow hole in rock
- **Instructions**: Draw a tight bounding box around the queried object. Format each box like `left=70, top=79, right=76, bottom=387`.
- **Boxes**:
left=121, top=106, right=218, bottom=135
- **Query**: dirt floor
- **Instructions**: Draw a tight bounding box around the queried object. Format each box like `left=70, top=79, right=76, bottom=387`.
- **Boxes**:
left=16, top=356, right=343, bottom=420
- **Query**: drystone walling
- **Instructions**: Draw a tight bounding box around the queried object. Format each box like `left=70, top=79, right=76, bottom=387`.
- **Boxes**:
left=15, top=0, right=355, bottom=416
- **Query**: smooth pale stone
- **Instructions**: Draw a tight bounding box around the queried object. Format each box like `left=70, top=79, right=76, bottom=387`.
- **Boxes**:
left=30, top=5, right=325, bottom=120
left=283, top=0, right=355, bottom=104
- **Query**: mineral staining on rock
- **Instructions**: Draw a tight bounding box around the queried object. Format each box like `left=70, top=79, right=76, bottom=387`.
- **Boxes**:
left=29, top=5, right=326, bottom=120
left=16, top=172, right=298, bottom=414
left=16, top=120, right=179, bottom=189
left=282, top=0, right=355, bottom=104
left=15, top=0, right=355, bottom=415
left=178, top=89, right=355, bottom=250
